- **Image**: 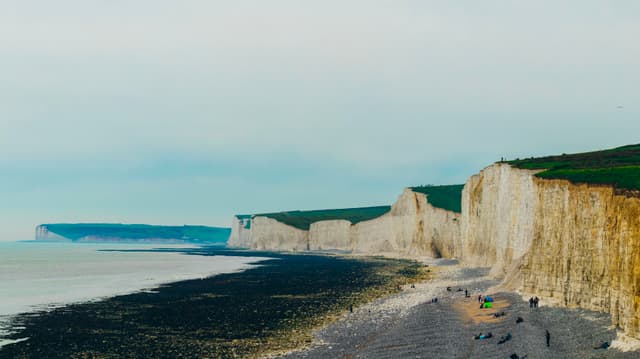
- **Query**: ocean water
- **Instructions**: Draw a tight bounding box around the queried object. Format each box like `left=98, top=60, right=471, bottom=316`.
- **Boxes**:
left=0, top=241, right=265, bottom=346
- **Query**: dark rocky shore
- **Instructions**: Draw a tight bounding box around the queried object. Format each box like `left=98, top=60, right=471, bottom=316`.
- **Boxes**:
left=282, top=262, right=639, bottom=359
left=0, top=248, right=425, bottom=359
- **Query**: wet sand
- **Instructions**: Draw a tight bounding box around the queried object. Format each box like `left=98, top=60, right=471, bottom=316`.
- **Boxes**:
left=282, top=260, right=639, bottom=359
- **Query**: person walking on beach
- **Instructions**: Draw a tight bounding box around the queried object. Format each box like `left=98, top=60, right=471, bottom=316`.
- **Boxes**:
left=545, top=330, right=551, bottom=347
left=534, top=297, right=540, bottom=308
left=478, top=295, right=482, bottom=303
left=529, top=297, right=534, bottom=308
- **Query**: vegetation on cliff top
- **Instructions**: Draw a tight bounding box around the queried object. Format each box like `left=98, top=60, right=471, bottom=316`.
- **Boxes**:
left=235, top=215, right=252, bottom=229
left=256, top=206, right=391, bottom=230
left=508, top=144, right=640, bottom=191
left=411, top=185, right=465, bottom=213
left=39, top=223, right=231, bottom=243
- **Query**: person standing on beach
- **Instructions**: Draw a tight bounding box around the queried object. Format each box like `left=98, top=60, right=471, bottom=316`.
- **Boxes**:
left=545, top=330, right=550, bottom=347
left=534, top=297, right=539, bottom=308
left=529, top=297, right=534, bottom=308
left=478, top=295, right=482, bottom=303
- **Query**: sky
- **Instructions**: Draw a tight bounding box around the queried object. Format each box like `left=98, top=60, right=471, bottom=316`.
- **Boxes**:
left=0, top=1, right=639, bottom=240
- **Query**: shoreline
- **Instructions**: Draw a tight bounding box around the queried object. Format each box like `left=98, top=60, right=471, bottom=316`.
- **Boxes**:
left=5, top=246, right=635, bottom=358
left=0, top=249, right=426, bottom=358
left=0, top=243, right=267, bottom=349
left=282, top=260, right=640, bottom=359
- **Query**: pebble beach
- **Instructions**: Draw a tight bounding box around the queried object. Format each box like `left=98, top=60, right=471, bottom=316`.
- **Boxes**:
left=282, top=259, right=640, bottom=359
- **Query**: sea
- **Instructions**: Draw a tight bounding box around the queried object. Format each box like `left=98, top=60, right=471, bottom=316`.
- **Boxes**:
left=0, top=241, right=265, bottom=347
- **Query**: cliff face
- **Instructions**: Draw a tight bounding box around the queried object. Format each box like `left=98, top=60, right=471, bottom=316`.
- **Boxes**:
left=350, top=189, right=461, bottom=257
left=309, top=220, right=352, bottom=251
left=517, top=179, right=640, bottom=337
left=422, top=198, right=462, bottom=259
left=35, top=225, right=70, bottom=242
left=228, top=163, right=640, bottom=337
left=460, top=164, right=540, bottom=275
left=228, top=216, right=252, bottom=248
left=459, top=163, right=640, bottom=337
left=231, top=189, right=461, bottom=258
left=250, top=216, right=309, bottom=251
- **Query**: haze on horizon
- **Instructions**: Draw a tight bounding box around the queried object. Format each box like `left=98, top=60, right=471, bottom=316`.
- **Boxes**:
left=1, top=1, right=638, bottom=240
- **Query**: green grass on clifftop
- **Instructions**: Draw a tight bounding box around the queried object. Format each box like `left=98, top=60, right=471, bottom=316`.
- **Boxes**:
left=508, top=144, right=640, bottom=191
left=410, top=185, right=464, bottom=213
left=256, top=206, right=391, bottom=230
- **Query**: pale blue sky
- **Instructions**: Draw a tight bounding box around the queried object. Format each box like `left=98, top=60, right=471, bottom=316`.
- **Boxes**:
left=1, top=1, right=639, bottom=240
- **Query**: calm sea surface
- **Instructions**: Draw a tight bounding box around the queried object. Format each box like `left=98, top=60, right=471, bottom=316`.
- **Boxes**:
left=0, top=241, right=264, bottom=346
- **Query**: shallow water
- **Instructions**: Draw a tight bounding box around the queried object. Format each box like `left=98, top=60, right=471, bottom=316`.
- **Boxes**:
left=0, top=241, right=265, bottom=344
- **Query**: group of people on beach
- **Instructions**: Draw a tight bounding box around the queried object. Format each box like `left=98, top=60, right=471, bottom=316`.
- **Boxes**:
left=528, top=296, right=540, bottom=308
left=446, top=286, right=467, bottom=294
left=472, top=290, right=609, bottom=355
left=437, top=286, right=612, bottom=356
left=469, top=290, right=552, bottom=358
left=493, top=311, right=506, bottom=318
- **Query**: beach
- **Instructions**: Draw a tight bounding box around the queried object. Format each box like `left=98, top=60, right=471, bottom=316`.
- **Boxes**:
left=3, top=247, right=639, bottom=358
left=282, top=259, right=639, bottom=359
left=0, top=243, right=268, bottom=351
left=0, top=248, right=426, bottom=358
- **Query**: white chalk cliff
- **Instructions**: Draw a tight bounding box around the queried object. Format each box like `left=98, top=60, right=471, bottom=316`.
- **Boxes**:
left=228, top=163, right=640, bottom=338
left=229, top=189, right=460, bottom=257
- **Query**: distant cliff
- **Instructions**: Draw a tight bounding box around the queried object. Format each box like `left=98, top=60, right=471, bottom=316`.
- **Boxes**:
left=229, top=144, right=640, bottom=338
left=228, top=186, right=461, bottom=257
left=228, top=206, right=397, bottom=251
left=228, top=215, right=253, bottom=248
left=35, top=223, right=231, bottom=244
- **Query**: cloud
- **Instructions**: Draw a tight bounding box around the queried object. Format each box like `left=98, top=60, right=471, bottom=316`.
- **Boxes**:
left=0, top=1, right=638, bottom=239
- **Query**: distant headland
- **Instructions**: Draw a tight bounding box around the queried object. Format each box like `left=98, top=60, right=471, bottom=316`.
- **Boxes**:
left=35, top=223, right=231, bottom=244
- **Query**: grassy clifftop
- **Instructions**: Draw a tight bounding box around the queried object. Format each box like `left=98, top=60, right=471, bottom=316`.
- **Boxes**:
left=39, top=223, right=231, bottom=243
left=256, top=206, right=391, bottom=231
left=509, top=144, right=640, bottom=191
left=411, top=185, right=465, bottom=213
